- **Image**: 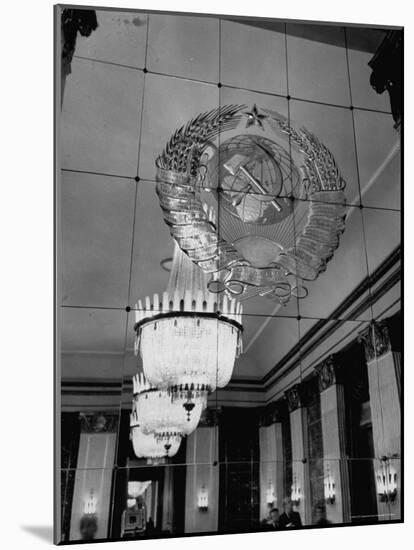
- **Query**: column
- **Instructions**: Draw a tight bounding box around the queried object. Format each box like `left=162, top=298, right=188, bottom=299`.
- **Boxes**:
left=359, top=320, right=401, bottom=521
left=285, top=385, right=311, bottom=525
left=184, top=410, right=219, bottom=533
left=315, top=356, right=351, bottom=524
left=161, top=465, right=174, bottom=532
left=69, top=413, right=118, bottom=541
left=259, top=403, right=284, bottom=520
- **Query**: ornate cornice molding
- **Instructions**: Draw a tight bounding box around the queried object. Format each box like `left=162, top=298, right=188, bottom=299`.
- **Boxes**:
left=262, top=246, right=400, bottom=389
left=61, top=9, right=98, bottom=79
left=315, top=355, right=343, bottom=392
left=369, top=30, right=402, bottom=132
left=79, top=412, right=118, bottom=433
left=358, top=320, right=392, bottom=363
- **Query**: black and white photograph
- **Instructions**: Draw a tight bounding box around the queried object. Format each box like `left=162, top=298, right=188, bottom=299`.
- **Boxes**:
left=54, top=4, right=402, bottom=545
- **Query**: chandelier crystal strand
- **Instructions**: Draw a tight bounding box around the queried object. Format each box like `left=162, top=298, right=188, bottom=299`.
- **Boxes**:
left=134, top=242, right=243, bottom=405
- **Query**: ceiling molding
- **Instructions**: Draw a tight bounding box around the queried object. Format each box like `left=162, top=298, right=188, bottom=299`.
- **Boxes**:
left=261, top=248, right=401, bottom=392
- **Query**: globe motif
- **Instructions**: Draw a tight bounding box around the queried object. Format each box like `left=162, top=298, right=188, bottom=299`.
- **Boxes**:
left=205, top=134, right=299, bottom=225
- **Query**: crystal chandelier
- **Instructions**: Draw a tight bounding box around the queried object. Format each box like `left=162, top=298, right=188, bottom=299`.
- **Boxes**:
left=134, top=242, right=243, bottom=404
left=128, top=481, right=151, bottom=499
left=130, top=407, right=182, bottom=462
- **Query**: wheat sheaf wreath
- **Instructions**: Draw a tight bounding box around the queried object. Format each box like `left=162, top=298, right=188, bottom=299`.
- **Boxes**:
left=155, top=105, right=346, bottom=305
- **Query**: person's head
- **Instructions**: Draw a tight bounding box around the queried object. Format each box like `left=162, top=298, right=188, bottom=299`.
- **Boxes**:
left=269, top=508, right=279, bottom=524
left=314, top=501, right=326, bottom=522
left=283, top=497, right=293, bottom=514
left=79, top=515, right=98, bottom=540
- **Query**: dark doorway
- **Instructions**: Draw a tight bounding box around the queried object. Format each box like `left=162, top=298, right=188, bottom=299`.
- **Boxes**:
left=218, top=407, right=260, bottom=532
left=342, top=343, right=378, bottom=524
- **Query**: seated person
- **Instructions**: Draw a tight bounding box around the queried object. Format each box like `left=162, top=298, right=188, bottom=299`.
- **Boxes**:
left=313, top=501, right=331, bottom=526
left=268, top=507, right=280, bottom=529
left=261, top=507, right=280, bottom=530
left=279, top=498, right=302, bottom=528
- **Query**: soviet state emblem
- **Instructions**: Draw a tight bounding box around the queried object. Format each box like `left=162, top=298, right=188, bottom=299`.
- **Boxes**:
left=155, top=105, right=346, bottom=305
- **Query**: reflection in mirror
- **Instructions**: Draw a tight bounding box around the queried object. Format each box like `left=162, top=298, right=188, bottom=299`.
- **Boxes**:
left=57, top=6, right=402, bottom=545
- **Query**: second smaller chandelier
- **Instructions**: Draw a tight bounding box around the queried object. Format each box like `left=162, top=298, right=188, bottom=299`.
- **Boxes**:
left=132, top=373, right=205, bottom=438
left=130, top=407, right=182, bottom=462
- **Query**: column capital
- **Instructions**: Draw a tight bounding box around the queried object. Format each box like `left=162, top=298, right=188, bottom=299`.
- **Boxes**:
left=259, top=400, right=284, bottom=426
left=315, top=355, right=343, bottom=392
left=79, top=412, right=119, bottom=433
left=284, top=384, right=303, bottom=412
left=358, top=320, right=392, bottom=362
left=198, top=407, right=220, bottom=427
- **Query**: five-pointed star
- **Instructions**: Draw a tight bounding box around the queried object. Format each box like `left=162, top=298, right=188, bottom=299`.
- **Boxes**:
left=243, top=104, right=268, bottom=129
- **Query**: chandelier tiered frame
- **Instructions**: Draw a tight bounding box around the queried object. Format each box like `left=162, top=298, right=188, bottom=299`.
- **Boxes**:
left=134, top=243, right=243, bottom=404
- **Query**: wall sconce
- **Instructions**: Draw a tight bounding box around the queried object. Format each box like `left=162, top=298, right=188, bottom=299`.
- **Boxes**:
left=324, top=467, right=335, bottom=504
left=266, top=482, right=276, bottom=507
left=376, top=457, right=397, bottom=503
left=83, top=489, right=97, bottom=515
left=291, top=475, right=301, bottom=506
left=198, top=486, right=209, bottom=511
